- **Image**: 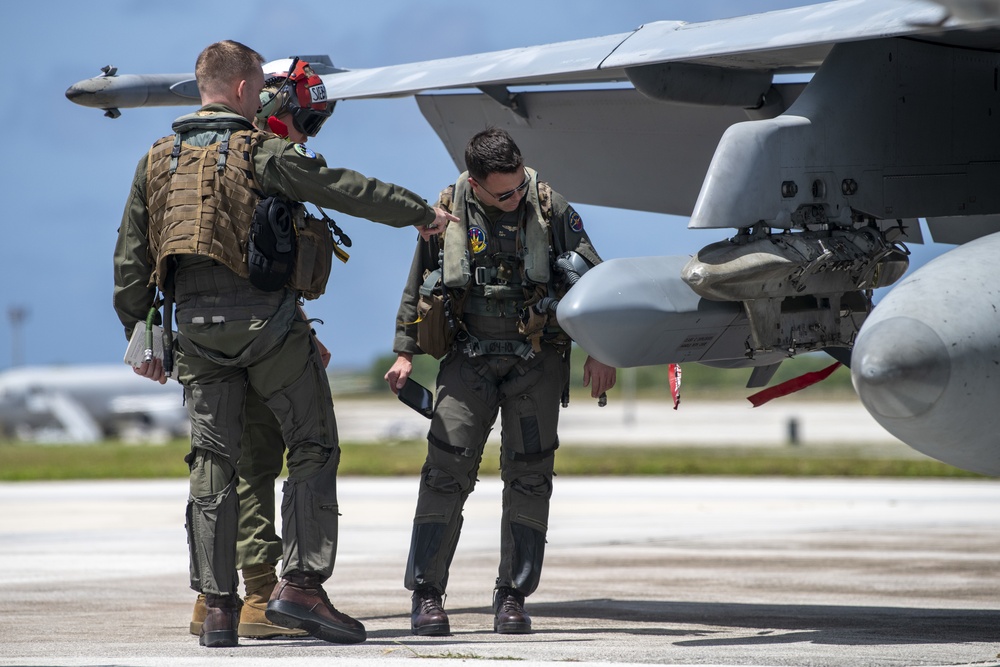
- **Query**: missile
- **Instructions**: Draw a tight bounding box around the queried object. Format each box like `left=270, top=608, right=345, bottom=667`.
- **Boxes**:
left=65, top=66, right=200, bottom=117
left=65, top=58, right=340, bottom=118
left=556, top=256, right=783, bottom=369
left=557, top=228, right=891, bottom=374
left=852, top=231, right=1000, bottom=476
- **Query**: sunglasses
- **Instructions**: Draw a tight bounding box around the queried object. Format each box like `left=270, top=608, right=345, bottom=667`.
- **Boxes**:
left=478, top=171, right=530, bottom=202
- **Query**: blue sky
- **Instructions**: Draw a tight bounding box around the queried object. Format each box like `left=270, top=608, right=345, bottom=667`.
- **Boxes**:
left=2, top=0, right=951, bottom=371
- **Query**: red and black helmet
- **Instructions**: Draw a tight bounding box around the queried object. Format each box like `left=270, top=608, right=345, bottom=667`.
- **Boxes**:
left=258, top=59, right=333, bottom=137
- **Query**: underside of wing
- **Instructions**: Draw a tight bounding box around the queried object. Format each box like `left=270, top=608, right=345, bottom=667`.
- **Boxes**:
left=416, top=85, right=805, bottom=215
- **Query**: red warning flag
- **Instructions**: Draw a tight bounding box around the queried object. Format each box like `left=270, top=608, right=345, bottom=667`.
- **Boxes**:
left=668, top=363, right=682, bottom=410
left=746, top=362, right=842, bottom=408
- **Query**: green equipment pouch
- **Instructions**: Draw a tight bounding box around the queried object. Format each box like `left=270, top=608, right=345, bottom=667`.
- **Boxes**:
left=290, top=211, right=335, bottom=300
left=415, top=268, right=458, bottom=359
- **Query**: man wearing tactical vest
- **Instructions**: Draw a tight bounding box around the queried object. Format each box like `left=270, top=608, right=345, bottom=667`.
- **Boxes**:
left=113, top=40, right=456, bottom=648
left=384, top=127, right=617, bottom=636
left=187, top=60, right=332, bottom=642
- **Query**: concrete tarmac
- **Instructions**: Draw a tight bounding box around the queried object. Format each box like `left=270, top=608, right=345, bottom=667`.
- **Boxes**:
left=1, top=476, right=998, bottom=666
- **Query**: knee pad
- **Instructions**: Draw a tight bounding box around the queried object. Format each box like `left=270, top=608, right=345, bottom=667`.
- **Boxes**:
left=423, top=466, right=465, bottom=495
left=510, top=472, right=553, bottom=499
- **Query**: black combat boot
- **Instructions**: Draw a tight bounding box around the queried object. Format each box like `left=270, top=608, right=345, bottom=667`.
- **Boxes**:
left=199, top=593, right=242, bottom=647
left=266, top=572, right=366, bottom=644
left=411, top=588, right=450, bottom=636
left=493, top=586, right=531, bottom=634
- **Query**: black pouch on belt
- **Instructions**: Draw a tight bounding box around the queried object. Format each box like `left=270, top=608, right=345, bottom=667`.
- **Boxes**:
left=248, top=196, right=296, bottom=291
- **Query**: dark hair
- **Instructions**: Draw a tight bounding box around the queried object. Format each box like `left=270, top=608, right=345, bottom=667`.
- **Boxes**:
left=464, top=127, right=523, bottom=182
left=195, top=40, right=265, bottom=98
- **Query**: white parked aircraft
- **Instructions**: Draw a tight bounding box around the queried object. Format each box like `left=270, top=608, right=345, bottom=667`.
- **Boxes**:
left=0, top=365, right=187, bottom=443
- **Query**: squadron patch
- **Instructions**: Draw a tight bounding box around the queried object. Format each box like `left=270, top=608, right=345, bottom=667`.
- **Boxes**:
left=469, top=226, right=488, bottom=254
left=569, top=210, right=584, bottom=233
left=293, top=143, right=316, bottom=159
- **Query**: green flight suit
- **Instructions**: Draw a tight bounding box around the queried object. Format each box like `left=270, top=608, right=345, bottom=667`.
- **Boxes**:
left=236, top=387, right=284, bottom=570
left=393, top=171, right=601, bottom=597
left=114, top=104, right=435, bottom=597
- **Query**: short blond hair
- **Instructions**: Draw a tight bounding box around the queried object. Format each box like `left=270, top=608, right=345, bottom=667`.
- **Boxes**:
left=195, top=40, right=264, bottom=99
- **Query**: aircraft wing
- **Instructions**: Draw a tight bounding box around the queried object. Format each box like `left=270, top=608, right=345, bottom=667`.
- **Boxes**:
left=323, top=0, right=953, bottom=100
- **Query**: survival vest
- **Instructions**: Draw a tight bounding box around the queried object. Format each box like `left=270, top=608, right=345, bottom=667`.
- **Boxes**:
left=433, top=169, right=578, bottom=354
left=145, top=111, right=263, bottom=290
left=439, top=168, right=552, bottom=290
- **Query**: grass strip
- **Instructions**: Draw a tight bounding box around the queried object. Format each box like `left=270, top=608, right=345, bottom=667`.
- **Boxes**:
left=0, top=439, right=984, bottom=481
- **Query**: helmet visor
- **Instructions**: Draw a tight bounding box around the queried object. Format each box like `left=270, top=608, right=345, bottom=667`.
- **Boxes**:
left=291, top=105, right=333, bottom=137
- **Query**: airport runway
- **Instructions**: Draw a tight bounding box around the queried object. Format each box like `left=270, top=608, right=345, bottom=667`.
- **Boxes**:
left=0, top=476, right=997, bottom=666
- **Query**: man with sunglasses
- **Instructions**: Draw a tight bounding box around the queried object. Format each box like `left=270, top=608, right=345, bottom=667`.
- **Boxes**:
left=115, top=41, right=457, bottom=648
left=384, top=127, right=617, bottom=636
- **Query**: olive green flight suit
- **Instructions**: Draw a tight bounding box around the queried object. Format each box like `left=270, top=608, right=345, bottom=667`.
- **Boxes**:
left=235, top=387, right=284, bottom=570
left=393, top=172, right=601, bottom=597
left=114, top=104, right=436, bottom=597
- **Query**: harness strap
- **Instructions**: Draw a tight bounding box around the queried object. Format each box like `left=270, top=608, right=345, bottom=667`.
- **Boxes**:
left=419, top=268, right=443, bottom=297
left=217, top=129, right=231, bottom=172
left=503, top=440, right=559, bottom=462
left=460, top=334, right=534, bottom=360
left=169, top=134, right=182, bottom=174
left=428, top=431, right=477, bottom=459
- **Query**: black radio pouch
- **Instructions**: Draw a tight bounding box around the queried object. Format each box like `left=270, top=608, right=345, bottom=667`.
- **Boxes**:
left=248, top=196, right=296, bottom=291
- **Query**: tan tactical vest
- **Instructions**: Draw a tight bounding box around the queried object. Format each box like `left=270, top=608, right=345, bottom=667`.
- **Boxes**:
left=145, top=120, right=262, bottom=289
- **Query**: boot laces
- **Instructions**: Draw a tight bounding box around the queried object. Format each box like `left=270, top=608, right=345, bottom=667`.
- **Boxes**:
left=417, top=589, right=445, bottom=614
left=496, top=587, right=524, bottom=613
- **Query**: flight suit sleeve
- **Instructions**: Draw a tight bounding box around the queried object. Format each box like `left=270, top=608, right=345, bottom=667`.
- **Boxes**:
left=253, top=137, right=436, bottom=228
left=112, top=154, right=157, bottom=340
left=549, top=190, right=602, bottom=267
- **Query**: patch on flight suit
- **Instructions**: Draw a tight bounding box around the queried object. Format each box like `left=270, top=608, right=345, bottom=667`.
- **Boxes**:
left=469, top=226, right=488, bottom=254
left=293, top=144, right=316, bottom=159
left=569, top=210, right=584, bottom=233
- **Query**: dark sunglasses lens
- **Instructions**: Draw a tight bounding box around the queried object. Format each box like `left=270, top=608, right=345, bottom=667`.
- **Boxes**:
left=498, top=178, right=529, bottom=202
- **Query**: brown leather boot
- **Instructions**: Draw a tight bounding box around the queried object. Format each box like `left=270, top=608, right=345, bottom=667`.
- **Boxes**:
left=266, top=572, right=366, bottom=644
left=493, top=586, right=531, bottom=634
left=411, top=588, right=450, bottom=636
left=200, top=594, right=242, bottom=647
left=239, top=563, right=308, bottom=639
left=190, top=593, right=207, bottom=635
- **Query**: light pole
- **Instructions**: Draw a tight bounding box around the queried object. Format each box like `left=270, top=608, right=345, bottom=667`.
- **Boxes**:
left=7, top=306, right=27, bottom=367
